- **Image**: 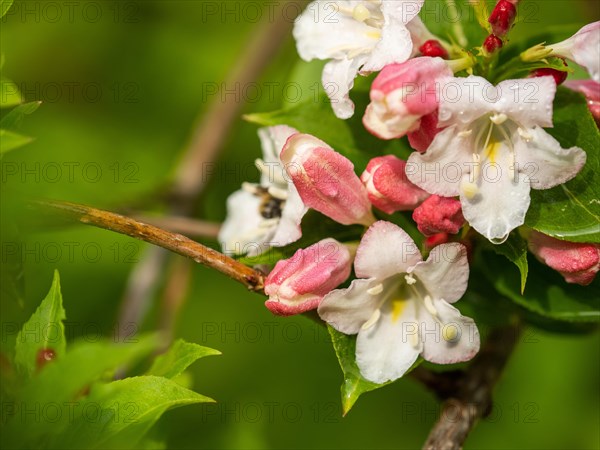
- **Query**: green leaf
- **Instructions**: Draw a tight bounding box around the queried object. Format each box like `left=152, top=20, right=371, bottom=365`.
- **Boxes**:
left=147, top=339, right=220, bottom=379
left=480, top=250, right=600, bottom=323
left=0, top=77, right=22, bottom=108
left=2, top=336, right=159, bottom=448
left=14, top=270, right=66, bottom=378
left=0, top=0, right=13, bottom=18
left=525, top=88, right=600, bottom=243
left=327, top=326, right=390, bottom=416
left=1, top=100, right=41, bottom=129
left=60, top=376, right=213, bottom=450
left=0, top=128, right=33, bottom=153
left=488, top=232, right=529, bottom=293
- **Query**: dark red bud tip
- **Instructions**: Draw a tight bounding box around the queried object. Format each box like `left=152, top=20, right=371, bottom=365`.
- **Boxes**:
left=489, top=0, right=517, bottom=37
left=530, top=60, right=569, bottom=86
left=419, top=40, right=449, bottom=59
left=424, top=233, right=450, bottom=249
left=36, top=348, right=56, bottom=370
left=483, top=34, right=503, bottom=54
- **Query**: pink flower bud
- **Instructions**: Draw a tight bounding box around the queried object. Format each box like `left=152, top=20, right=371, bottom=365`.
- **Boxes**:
left=281, top=133, right=375, bottom=226
left=564, top=79, right=600, bottom=127
left=488, top=0, right=517, bottom=37
left=419, top=40, right=449, bottom=59
left=265, top=238, right=353, bottom=316
left=424, top=232, right=450, bottom=250
left=528, top=231, right=600, bottom=286
left=363, top=57, right=452, bottom=140
left=407, top=111, right=442, bottom=152
left=360, top=155, right=429, bottom=214
left=483, top=34, right=503, bottom=55
left=530, top=59, right=568, bottom=86
left=412, top=195, right=465, bottom=236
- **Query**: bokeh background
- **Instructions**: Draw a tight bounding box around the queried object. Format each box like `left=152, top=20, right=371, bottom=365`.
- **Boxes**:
left=1, top=1, right=599, bottom=448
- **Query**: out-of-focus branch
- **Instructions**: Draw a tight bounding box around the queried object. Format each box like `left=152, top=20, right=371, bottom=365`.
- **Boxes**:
left=32, top=199, right=264, bottom=292
left=422, top=324, right=522, bottom=450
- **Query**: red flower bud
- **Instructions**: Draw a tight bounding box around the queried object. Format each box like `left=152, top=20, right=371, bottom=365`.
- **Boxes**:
left=413, top=195, right=465, bottom=236
left=419, top=40, right=449, bottom=59
left=483, top=34, right=503, bottom=55
left=488, top=0, right=517, bottom=37
left=530, top=59, right=569, bottom=86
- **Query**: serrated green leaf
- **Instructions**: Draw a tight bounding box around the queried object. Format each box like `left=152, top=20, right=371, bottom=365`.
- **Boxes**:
left=14, top=270, right=66, bottom=378
left=327, top=326, right=391, bottom=416
left=0, top=77, right=22, bottom=108
left=1, top=100, right=41, bottom=129
left=1, top=336, right=159, bottom=448
left=0, top=128, right=33, bottom=153
left=1, top=0, right=14, bottom=18
left=59, top=376, right=213, bottom=450
left=489, top=232, right=529, bottom=293
left=147, top=339, right=220, bottom=379
left=525, top=88, right=600, bottom=243
left=480, top=250, right=599, bottom=323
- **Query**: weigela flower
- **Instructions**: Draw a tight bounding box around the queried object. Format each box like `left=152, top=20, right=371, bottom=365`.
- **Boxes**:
left=406, top=76, right=587, bottom=243
left=219, top=126, right=307, bottom=256
left=528, top=231, right=600, bottom=286
left=549, top=22, right=600, bottom=82
left=363, top=57, right=452, bottom=139
left=407, top=111, right=442, bottom=152
left=293, top=0, right=424, bottom=119
left=318, top=221, right=479, bottom=383
left=281, top=133, right=376, bottom=226
left=564, top=79, right=600, bottom=126
left=361, top=155, right=429, bottom=214
left=265, top=238, right=353, bottom=315
left=413, top=195, right=465, bottom=236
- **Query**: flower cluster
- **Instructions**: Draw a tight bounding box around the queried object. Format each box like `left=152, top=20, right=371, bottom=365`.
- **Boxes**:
left=221, top=1, right=599, bottom=383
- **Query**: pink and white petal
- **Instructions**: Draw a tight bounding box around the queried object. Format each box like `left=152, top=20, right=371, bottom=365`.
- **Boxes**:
left=411, top=243, right=469, bottom=304
left=266, top=294, right=322, bottom=317
left=406, top=126, right=472, bottom=197
left=271, top=184, right=307, bottom=247
left=322, top=57, right=366, bottom=119
left=406, top=16, right=437, bottom=50
left=438, top=76, right=495, bottom=127
left=460, top=147, right=531, bottom=243
left=318, top=278, right=382, bottom=335
left=418, top=299, right=480, bottom=365
left=362, top=12, right=413, bottom=72
left=514, top=126, right=587, bottom=190
left=355, top=221, right=421, bottom=280
left=496, top=77, right=556, bottom=128
left=293, top=2, right=377, bottom=61
left=356, top=298, right=421, bottom=383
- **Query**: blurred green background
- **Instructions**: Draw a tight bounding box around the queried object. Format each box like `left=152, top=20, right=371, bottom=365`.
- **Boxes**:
left=1, top=1, right=599, bottom=448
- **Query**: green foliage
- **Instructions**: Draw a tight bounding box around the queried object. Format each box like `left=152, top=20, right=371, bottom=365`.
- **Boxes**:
left=525, top=89, right=600, bottom=243
left=14, top=270, right=66, bottom=378
left=0, top=77, right=21, bottom=108
left=0, top=0, right=13, bottom=18
left=487, top=233, right=529, bottom=293
left=327, top=326, right=390, bottom=416
left=1, top=272, right=219, bottom=450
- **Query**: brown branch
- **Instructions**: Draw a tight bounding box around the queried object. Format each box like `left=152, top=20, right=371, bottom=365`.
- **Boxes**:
left=32, top=199, right=265, bottom=292
left=132, top=215, right=221, bottom=239
left=422, top=324, right=522, bottom=450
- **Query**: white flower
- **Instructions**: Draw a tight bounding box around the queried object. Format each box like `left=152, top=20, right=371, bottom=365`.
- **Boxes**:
left=219, top=126, right=307, bottom=256
left=318, top=221, right=479, bottom=384
left=293, top=0, right=424, bottom=119
left=549, top=22, right=600, bottom=82
left=406, top=76, right=587, bottom=244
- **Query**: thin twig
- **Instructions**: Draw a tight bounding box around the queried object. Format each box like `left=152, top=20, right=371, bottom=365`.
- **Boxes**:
left=132, top=215, right=221, bottom=239
left=32, top=199, right=265, bottom=292
left=422, top=324, right=522, bottom=450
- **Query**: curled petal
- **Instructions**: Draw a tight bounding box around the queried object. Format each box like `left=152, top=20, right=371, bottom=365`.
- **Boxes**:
left=265, top=238, right=352, bottom=315
left=528, top=231, right=600, bottom=285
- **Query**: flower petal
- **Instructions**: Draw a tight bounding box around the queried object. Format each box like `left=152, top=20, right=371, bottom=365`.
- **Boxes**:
left=406, top=126, right=471, bottom=197
left=495, top=77, right=556, bottom=128
left=417, top=299, right=480, bottom=365
left=438, top=76, right=495, bottom=127
left=257, top=126, right=298, bottom=186
left=514, top=126, right=587, bottom=190
left=271, top=184, right=307, bottom=246
left=355, top=221, right=421, bottom=280
left=322, top=57, right=365, bottom=119
left=356, top=297, right=421, bottom=383
left=460, top=145, right=531, bottom=242
left=411, top=243, right=469, bottom=304
left=318, top=278, right=381, bottom=335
